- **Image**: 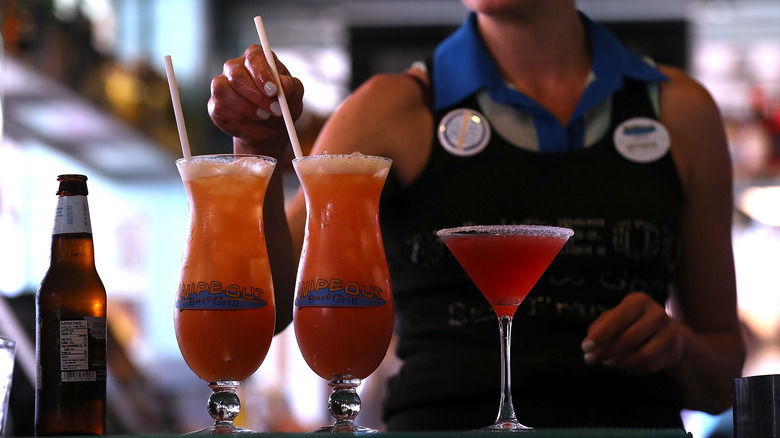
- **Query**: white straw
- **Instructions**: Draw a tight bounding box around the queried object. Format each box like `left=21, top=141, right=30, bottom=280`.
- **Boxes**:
left=163, top=55, right=192, bottom=158
left=254, top=16, right=303, bottom=159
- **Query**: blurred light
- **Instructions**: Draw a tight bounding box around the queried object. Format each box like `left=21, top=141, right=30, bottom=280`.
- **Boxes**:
left=0, top=142, right=26, bottom=295
left=2, top=56, right=176, bottom=180
left=2, top=56, right=52, bottom=99
left=276, top=47, right=349, bottom=117
left=53, top=0, right=116, bottom=54
left=749, top=43, right=780, bottom=84
left=53, top=0, right=80, bottom=21
left=739, top=186, right=780, bottom=226
left=694, top=42, right=738, bottom=78
left=81, top=140, right=173, bottom=175
left=12, top=100, right=112, bottom=140
left=704, top=0, right=734, bottom=24
left=734, top=223, right=780, bottom=340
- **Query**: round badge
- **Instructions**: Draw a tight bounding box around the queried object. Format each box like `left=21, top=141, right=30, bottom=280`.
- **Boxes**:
left=438, top=108, right=491, bottom=157
left=613, top=117, right=670, bottom=163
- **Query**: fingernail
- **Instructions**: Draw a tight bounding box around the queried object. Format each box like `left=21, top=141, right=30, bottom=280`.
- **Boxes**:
left=270, top=101, right=282, bottom=117
left=584, top=353, right=597, bottom=365
left=263, top=82, right=278, bottom=97
left=581, top=340, right=596, bottom=353
left=256, top=108, right=271, bottom=120
left=603, top=359, right=615, bottom=367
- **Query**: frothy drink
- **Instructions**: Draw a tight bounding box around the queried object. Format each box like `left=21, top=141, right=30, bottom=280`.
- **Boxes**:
left=293, top=154, right=394, bottom=380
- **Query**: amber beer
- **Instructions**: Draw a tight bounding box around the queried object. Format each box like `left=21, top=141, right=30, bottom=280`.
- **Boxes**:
left=35, top=174, right=107, bottom=436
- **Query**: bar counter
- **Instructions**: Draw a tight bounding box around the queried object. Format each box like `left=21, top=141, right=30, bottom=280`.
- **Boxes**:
left=16, top=430, right=693, bottom=438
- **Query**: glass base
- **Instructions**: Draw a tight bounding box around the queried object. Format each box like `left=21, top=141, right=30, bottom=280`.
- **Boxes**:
left=309, top=420, right=379, bottom=434
left=183, top=381, right=254, bottom=434
left=185, top=421, right=256, bottom=434
left=308, top=376, right=378, bottom=434
left=477, top=421, right=533, bottom=432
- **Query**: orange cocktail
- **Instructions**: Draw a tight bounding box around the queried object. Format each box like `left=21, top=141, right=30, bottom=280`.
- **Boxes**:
left=293, top=153, right=393, bottom=433
left=175, top=154, right=277, bottom=433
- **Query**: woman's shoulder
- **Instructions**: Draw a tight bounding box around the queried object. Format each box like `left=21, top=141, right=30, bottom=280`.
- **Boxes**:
left=353, top=66, right=431, bottom=112
left=313, top=67, right=434, bottom=184
left=657, top=65, right=721, bottom=117
left=656, top=64, right=730, bottom=194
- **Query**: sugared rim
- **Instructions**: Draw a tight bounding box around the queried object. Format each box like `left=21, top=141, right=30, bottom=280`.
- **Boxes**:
left=437, top=224, right=574, bottom=240
left=175, top=154, right=277, bottom=164
left=292, top=153, right=392, bottom=164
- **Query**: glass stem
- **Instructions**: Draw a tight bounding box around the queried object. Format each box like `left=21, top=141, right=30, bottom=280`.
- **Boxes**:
left=207, top=380, right=242, bottom=428
left=496, top=315, right=518, bottom=424
left=327, top=375, right=362, bottom=428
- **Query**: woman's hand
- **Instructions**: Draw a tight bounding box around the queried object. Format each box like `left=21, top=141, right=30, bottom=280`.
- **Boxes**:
left=208, top=44, right=304, bottom=155
left=581, top=292, right=688, bottom=374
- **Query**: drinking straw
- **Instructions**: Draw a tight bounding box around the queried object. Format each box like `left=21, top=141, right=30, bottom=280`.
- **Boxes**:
left=163, top=55, right=192, bottom=158
left=254, top=16, right=303, bottom=159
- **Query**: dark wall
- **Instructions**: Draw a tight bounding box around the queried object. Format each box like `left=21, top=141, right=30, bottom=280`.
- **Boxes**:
left=350, top=20, right=689, bottom=90
left=602, top=20, right=689, bottom=70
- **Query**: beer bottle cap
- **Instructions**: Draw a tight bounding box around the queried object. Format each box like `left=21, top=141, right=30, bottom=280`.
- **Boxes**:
left=56, top=174, right=88, bottom=196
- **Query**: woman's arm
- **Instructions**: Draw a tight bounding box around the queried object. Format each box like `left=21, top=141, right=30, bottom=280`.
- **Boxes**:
left=661, top=65, right=745, bottom=413
left=208, top=45, right=304, bottom=333
left=209, top=47, right=432, bottom=332
left=581, top=66, right=745, bottom=414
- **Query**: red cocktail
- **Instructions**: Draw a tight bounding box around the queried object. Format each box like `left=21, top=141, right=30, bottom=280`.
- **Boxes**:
left=437, top=225, right=573, bottom=431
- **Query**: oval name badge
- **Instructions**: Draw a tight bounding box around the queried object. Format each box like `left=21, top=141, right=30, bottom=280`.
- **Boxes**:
left=438, top=108, right=491, bottom=157
left=613, top=117, right=670, bottom=163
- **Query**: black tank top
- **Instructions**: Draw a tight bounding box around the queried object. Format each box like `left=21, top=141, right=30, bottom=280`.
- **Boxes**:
left=379, top=71, right=686, bottom=429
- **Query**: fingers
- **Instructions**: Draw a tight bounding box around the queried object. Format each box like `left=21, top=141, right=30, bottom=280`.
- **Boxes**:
left=279, top=75, right=305, bottom=120
left=582, top=292, right=683, bottom=374
left=242, top=46, right=304, bottom=119
left=209, top=45, right=303, bottom=125
left=242, top=45, right=281, bottom=101
left=209, top=74, right=257, bottom=121
left=608, top=322, right=683, bottom=373
left=583, top=293, right=648, bottom=351
left=228, top=49, right=280, bottom=116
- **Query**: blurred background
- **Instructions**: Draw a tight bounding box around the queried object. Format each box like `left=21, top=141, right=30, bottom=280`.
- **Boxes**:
left=0, top=0, right=779, bottom=436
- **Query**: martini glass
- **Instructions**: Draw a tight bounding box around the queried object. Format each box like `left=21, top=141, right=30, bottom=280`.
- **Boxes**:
left=437, top=225, right=573, bottom=431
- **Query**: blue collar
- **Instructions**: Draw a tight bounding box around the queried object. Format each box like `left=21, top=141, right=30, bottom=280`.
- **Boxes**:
left=433, top=12, right=668, bottom=119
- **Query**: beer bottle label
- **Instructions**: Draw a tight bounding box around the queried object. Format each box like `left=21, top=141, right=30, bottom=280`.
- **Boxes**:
left=295, top=278, right=388, bottom=308
left=59, top=317, right=107, bottom=382
left=53, top=195, right=92, bottom=235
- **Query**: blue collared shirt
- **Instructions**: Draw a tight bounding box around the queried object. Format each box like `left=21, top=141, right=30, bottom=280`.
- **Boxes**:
left=432, top=12, right=668, bottom=152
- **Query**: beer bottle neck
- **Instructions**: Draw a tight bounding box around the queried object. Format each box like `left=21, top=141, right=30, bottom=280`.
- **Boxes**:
left=50, top=193, right=95, bottom=267
left=50, top=234, right=96, bottom=266
left=52, top=195, right=92, bottom=235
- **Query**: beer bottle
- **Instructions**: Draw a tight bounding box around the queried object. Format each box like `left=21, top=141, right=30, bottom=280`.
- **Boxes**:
left=35, top=174, right=107, bottom=436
